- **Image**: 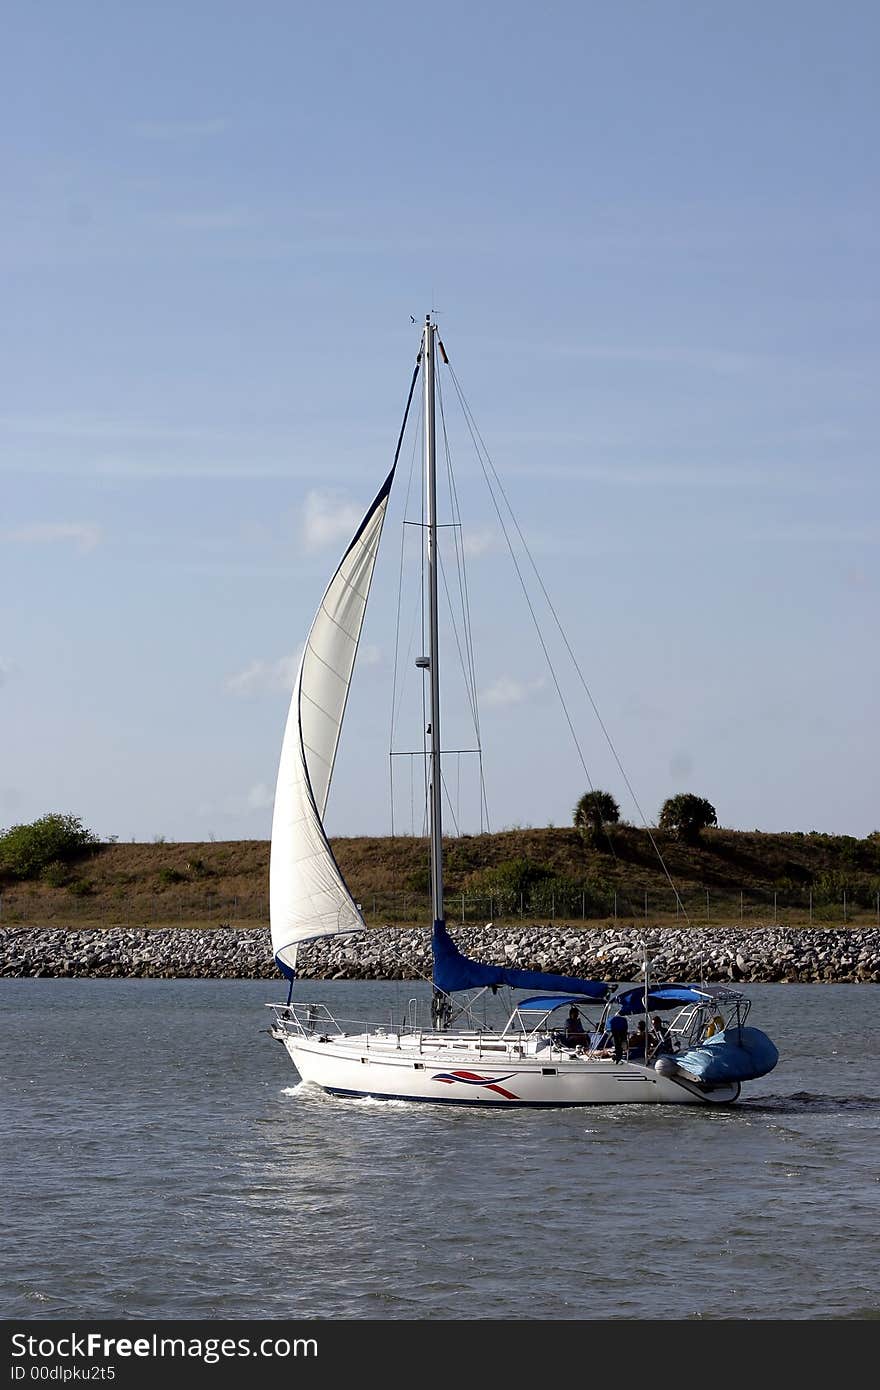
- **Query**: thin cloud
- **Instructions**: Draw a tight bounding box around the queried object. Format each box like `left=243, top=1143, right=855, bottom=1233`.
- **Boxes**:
left=462, top=526, right=500, bottom=557
left=541, top=341, right=762, bottom=375
left=500, top=457, right=843, bottom=493
left=90, top=458, right=327, bottom=481
left=520, top=336, right=876, bottom=385
left=240, top=520, right=273, bottom=547
left=246, top=782, right=273, bottom=810
left=0, top=413, right=222, bottom=442
left=225, top=652, right=301, bottom=696
left=174, top=209, right=256, bottom=231
left=746, top=519, right=880, bottom=545
left=0, top=416, right=384, bottom=481
left=3, top=522, right=101, bottom=553
left=481, top=675, right=547, bottom=708
left=303, top=489, right=362, bottom=551
left=133, top=118, right=229, bottom=140
left=197, top=781, right=274, bottom=819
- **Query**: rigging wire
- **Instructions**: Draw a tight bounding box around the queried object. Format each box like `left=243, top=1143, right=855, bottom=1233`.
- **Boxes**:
left=444, top=362, right=607, bottom=840
left=445, top=361, right=690, bottom=919
left=436, top=360, right=490, bottom=831
left=391, top=534, right=425, bottom=836
left=436, top=546, right=481, bottom=743
left=435, top=367, right=480, bottom=725
left=389, top=338, right=491, bottom=843
left=388, top=357, right=422, bottom=837
left=440, top=767, right=461, bottom=838
left=434, top=544, right=490, bottom=834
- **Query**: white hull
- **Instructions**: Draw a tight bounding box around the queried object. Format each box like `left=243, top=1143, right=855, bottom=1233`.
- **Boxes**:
left=276, top=1029, right=741, bottom=1107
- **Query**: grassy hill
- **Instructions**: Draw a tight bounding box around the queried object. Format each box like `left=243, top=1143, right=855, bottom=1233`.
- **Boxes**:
left=2, top=825, right=879, bottom=930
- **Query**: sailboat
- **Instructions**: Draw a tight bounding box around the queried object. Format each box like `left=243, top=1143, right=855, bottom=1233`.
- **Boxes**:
left=267, top=317, right=779, bottom=1106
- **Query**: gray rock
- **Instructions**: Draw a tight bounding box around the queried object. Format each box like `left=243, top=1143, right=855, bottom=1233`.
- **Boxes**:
left=2, top=923, right=879, bottom=984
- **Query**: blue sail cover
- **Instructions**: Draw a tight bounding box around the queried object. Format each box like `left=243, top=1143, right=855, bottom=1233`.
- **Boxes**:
left=614, top=985, right=710, bottom=1015
left=431, top=922, right=609, bottom=1001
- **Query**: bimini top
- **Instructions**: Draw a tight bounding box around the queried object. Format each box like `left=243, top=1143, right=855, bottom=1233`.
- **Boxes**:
left=516, top=995, right=605, bottom=1013
left=613, top=985, right=711, bottom=1015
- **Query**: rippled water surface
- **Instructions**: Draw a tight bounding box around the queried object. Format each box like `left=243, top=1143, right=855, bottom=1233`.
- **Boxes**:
left=2, top=979, right=879, bottom=1320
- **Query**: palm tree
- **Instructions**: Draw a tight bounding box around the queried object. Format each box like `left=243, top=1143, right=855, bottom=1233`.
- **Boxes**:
left=659, top=793, right=717, bottom=844
left=573, top=790, right=620, bottom=850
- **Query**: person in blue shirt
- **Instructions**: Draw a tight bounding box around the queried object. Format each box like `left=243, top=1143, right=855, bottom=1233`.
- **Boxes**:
left=607, top=1012, right=629, bottom=1063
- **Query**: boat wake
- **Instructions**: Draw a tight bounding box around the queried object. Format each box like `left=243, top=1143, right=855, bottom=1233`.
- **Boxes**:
left=280, top=1082, right=410, bottom=1109
left=345, top=1095, right=411, bottom=1109
left=740, top=1090, right=880, bottom=1114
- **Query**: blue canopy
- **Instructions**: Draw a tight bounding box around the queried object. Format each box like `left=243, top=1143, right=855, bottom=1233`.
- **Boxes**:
left=516, top=995, right=601, bottom=1013
left=431, top=922, right=610, bottom=1001
left=614, top=985, right=710, bottom=1015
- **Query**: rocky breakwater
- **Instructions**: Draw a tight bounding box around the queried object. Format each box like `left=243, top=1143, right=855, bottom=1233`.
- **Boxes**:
left=1, top=924, right=879, bottom=983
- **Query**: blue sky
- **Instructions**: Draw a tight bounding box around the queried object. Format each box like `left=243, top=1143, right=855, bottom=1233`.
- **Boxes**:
left=2, top=1, right=877, bottom=843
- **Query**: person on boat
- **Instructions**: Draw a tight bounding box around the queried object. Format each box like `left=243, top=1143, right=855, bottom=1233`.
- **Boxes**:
left=627, top=1019, right=648, bottom=1060
left=564, top=1005, right=587, bottom=1046
left=650, top=1015, right=672, bottom=1055
left=607, top=1012, right=629, bottom=1063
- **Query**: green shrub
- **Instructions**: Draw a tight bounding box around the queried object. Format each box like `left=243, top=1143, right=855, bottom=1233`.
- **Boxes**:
left=530, top=874, right=610, bottom=917
left=812, top=870, right=851, bottom=905
left=464, top=859, right=611, bottom=917
left=774, top=876, right=804, bottom=904
left=405, top=867, right=431, bottom=894
left=158, top=867, right=184, bottom=886
left=0, top=814, right=97, bottom=882
left=40, top=860, right=70, bottom=888
left=467, top=858, right=552, bottom=906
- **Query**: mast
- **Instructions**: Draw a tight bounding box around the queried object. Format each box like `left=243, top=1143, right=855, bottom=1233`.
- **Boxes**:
left=423, top=315, right=445, bottom=932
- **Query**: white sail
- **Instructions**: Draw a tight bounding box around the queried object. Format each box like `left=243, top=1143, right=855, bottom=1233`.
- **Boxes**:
left=270, top=469, right=394, bottom=972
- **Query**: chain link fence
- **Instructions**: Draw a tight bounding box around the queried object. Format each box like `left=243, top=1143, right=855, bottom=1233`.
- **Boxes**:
left=2, top=884, right=878, bottom=928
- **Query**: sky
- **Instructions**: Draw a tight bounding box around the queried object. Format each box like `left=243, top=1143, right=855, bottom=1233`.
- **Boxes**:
left=2, top=1, right=878, bottom=844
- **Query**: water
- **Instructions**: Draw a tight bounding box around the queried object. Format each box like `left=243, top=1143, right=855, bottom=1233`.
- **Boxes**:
left=2, top=979, right=878, bottom=1321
